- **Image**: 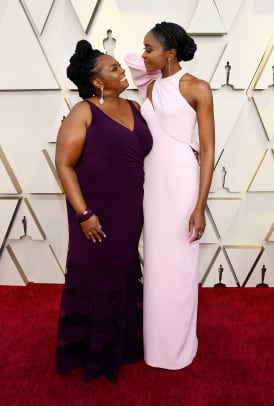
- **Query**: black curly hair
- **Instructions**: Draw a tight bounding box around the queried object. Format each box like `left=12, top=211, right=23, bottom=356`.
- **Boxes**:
left=67, top=39, right=104, bottom=99
left=151, top=22, right=197, bottom=62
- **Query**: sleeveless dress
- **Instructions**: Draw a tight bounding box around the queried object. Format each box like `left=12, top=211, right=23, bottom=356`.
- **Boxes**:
left=125, top=53, right=200, bottom=369
left=56, top=99, right=153, bottom=383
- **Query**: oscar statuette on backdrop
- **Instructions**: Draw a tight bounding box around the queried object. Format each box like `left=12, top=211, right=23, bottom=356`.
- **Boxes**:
left=256, top=265, right=269, bottom=288
left=214, top=264, right=226, bottom=288
left=19, top=216, right=32, bottom=240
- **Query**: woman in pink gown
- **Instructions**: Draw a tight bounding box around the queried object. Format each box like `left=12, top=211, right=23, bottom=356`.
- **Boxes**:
left=125, top=22, right=215, bottom=369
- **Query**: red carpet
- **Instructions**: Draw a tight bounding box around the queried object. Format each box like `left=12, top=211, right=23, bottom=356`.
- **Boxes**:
left=1, top=284, right=274, bottom=406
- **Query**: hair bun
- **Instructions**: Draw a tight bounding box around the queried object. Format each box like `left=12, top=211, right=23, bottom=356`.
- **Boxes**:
left=67, top=39, right=103, bottom=99
left=180, top=37, right=197, bottom=62
left=74, top=39, right=93, bottom=60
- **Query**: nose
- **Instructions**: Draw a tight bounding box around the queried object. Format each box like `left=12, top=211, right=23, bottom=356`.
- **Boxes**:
left=142, top=50, right=146, bottom=59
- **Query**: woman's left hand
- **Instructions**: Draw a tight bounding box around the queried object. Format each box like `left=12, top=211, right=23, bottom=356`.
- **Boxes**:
left=80, top=214, right=106, bottom=243
left=189, top=208, right=206, bottom=242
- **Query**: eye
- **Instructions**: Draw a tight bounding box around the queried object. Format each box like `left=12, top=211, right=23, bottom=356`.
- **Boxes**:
left=111, top=63, right=121, bottom=71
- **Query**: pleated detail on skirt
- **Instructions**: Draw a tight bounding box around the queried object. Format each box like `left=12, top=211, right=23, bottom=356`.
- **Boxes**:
left=56, top=260, right=143, bottom=383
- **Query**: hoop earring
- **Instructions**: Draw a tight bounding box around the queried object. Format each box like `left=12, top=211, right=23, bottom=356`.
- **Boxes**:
left=99, top=86, right=104, bottom=105
left=168, top=57, right=172, bottom=76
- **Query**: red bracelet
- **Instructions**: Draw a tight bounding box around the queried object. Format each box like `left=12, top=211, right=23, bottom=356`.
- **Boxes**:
left=76, top=208, right=93, bottom=223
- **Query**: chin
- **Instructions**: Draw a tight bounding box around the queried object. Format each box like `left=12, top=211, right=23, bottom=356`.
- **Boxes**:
left=145, top=65, right=156, bottom=72
left=122, top=80, right=129, bottom=89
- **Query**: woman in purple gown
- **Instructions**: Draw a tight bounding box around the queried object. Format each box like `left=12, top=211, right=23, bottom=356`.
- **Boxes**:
left=55, top=40, right=152, bottom=383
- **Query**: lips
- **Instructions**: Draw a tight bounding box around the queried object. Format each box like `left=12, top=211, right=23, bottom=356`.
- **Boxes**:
left=120, top=76, right=127, bottom=82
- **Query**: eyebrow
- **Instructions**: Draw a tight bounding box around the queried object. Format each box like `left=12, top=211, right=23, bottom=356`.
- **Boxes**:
left=109, top=61, right=121, bottom=68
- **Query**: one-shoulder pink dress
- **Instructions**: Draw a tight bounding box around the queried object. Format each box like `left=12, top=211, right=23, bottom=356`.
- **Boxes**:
left=125, top=53, right=200, bottom=370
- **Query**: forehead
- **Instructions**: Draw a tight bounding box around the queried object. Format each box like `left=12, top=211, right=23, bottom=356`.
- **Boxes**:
left=95, top=54, right=118, bottom=70
left=143, top=31, right=162, bottom=48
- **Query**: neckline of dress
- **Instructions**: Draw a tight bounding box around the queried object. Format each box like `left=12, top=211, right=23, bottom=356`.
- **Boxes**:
left=86, top=99, right=135, bottom=133
left=160, top=68, right=187, bottom=81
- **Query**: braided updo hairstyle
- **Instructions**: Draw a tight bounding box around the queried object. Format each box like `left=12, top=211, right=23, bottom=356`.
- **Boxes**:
left=67, top=39, right=104, bottom=99
left=151, top=22, right=197, bottom=62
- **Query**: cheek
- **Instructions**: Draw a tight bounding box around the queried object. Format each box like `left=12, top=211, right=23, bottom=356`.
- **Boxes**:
left=106, top=74, right=120, bottom=84
left=151, top=54, right=166, bottom=68
left=152, top=50, right=165, bottom=60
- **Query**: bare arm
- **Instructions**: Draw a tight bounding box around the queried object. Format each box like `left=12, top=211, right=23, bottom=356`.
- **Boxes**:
left=55, top=101, right=89, bottom=213
left=55, top=101, right=105, bottom=242
left=189, top=80, right=215, bottom=242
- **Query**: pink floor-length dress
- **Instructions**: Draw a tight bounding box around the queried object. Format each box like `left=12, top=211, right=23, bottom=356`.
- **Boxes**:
left=125, top=53, right=200, bottom=369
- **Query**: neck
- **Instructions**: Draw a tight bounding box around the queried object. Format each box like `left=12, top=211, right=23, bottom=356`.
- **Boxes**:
left=93, top=93, right=121, bottom=106
left=162, top=62, right=182, bottom=78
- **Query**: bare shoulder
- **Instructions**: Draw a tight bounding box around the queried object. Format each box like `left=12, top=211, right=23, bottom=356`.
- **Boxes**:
left=130, top=100, right=141, bottom=111
left=63, top=100, right=92, bottom=126
left=181, top=73, right=211, bottom=93
left=179, top=73, right=212, bottom=109
left=194, top=77, right=212, bottom=97
left=70, top=100, right=91, bottom=116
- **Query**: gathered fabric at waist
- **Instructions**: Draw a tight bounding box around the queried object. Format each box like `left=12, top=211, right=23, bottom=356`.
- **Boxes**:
left=145, top=138, right=199, bottom=171
left=141, top=98, right=198, bottom=151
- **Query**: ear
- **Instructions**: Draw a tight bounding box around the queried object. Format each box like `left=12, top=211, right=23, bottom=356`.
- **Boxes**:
left=91, top=77, right=104, bottom=89
left=168, top=49, right=177, bottom=60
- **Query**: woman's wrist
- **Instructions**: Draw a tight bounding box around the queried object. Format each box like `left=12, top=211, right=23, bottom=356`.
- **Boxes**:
left=76, top=208, right=93, bottom=223
left=194, top=203, right=206, bottom=212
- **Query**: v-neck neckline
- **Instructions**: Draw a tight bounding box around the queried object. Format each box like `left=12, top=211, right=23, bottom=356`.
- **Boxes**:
left=87, top=99, right=135, bottom=133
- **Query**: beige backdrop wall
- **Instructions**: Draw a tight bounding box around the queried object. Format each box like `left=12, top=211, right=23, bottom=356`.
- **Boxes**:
left=0, top=0, right=273, bottom=287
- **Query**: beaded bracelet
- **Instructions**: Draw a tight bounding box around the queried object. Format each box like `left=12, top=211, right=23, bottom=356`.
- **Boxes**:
left=76, top=208, right=93, bottom=223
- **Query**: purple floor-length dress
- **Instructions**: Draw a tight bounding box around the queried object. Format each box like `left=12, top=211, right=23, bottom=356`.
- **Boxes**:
left=56, top=99, right=152, bottom=383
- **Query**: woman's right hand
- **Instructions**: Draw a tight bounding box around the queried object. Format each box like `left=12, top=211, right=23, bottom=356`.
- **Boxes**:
left=80, top=214, right=106, bottom=243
